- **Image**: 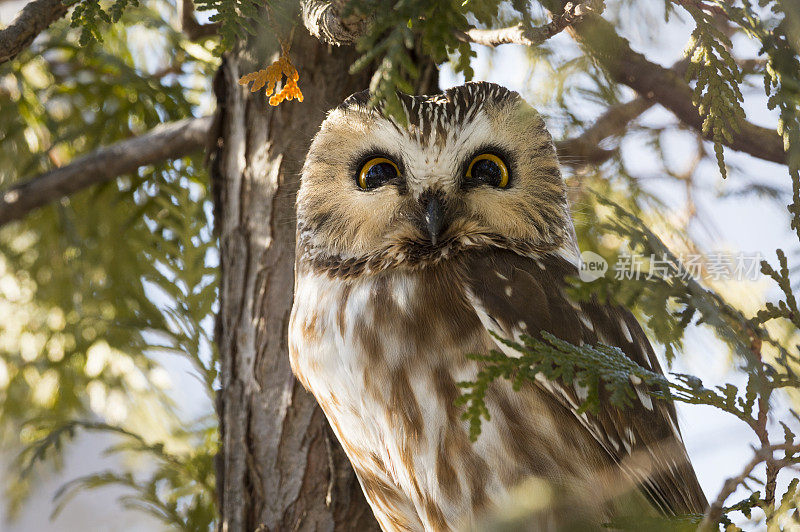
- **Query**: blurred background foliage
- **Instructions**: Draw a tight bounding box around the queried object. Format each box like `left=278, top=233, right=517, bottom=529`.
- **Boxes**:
left=0, top=0, right=219, bottom=527
left=1, top=0, right=799, bottom=529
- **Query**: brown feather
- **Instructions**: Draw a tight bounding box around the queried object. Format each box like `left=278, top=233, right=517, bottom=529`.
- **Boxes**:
left=462, top=248, right=708, bottom=514
left=291, top=81, right=707, bottom=531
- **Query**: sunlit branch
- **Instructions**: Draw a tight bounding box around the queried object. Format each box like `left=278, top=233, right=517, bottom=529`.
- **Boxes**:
left=301, top=0, right=365, bottom=46
left=465, top=3, right=785, bottom=166
left=0, top=0, right=68, bottom=64
left=555, top=96, right=653, bottom=166
left=739, top=58, right=768, bottom=74
left=0, top=116, right=213, bottom=226
left=563, top=6, right=785, bottom=165
left=556, top=59, right=689, bottom=167
left=458, top=0, right=603, bottom=48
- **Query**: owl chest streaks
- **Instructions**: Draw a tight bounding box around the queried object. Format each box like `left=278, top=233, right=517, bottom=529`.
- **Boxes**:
left=289, top=261, right=612, bottom=531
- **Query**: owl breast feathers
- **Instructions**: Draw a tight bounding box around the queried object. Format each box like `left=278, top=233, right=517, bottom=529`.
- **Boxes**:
left=289, top=82, right=707, bottom=531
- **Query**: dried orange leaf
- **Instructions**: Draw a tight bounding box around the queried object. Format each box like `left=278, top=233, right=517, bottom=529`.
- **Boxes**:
left=239, top=52, right=303, bottom=107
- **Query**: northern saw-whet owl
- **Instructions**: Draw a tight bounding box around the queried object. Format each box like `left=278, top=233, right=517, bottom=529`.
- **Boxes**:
left=289, top=82, right=707, bottom=530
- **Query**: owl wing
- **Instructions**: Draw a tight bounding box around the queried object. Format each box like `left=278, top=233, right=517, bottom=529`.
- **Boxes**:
left=461, top=247, right=708, bottom=515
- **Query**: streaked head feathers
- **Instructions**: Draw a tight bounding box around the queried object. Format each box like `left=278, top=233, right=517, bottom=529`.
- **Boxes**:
left=297, top=81, right=574, bottom=277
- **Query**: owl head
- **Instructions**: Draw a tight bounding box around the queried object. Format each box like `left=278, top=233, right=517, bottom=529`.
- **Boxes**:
left=297, top=82, right=576, bottom=275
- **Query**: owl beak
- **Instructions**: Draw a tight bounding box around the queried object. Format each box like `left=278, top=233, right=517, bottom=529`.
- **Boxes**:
left=424, top=195, right=445, bottom=246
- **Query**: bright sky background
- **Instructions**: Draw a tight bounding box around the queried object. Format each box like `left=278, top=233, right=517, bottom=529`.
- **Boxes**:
left=1, top=1, right=799, bottom=530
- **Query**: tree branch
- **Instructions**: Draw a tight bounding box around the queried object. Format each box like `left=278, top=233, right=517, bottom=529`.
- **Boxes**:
left=562, top=6, right=785, bottom=165
left=739, top=57, right=768, bottom=74
left=459, top=0, right=602, bottom=48
left=298, top=0, right=783, bottom=166
left=0, top=116, right=212, bottom=226
left=179, top=0, right=219, bottom=40
left=555, top=96, right=654, bottom=166
left=671, top=0, right=728, bottom=18
left=300, top=0, right=365, bottom=46
left=556, top=60, right=689, bottom=167
left=0, top=0, right=68, bottom=65
left=465, top=3, right=786, bottom=165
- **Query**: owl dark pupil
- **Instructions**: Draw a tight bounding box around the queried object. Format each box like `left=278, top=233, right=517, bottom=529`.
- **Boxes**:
left=472, top=159, right=501, bottom=186
left=365, top=162, right=397, bottom=187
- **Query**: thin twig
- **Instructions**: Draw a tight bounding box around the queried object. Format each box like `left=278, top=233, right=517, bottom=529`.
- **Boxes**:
left=151, top=63, right=184, bottom=79
left=739, top=58, right=768, bottom=74
left=699, top=442, right=800, bottom=530
left=458, top=0, right=603, bottom=48
left=756, top=391, right=779, bottom=508
left=556, top=97, right=652, bottom=166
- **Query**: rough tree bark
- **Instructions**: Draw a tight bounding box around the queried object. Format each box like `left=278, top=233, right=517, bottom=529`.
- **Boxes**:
left=209, top=20, right=381, bottom=532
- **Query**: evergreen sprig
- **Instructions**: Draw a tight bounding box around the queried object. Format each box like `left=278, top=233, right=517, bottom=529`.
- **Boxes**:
left=18, top=419, right=218, bottom=531
left=570, top=197, right=764, bottom=363
left=457, top=328, right=799, bottom=528
left=64, top=0, right=140, bottom=45
left=681, top=3, right=745, bottom=178
left=457, top=330, right=794, bottom=441
left=756, top=249, right=800, bottom=330
left=456, top=331, right=670, bottom=441
left=704, top=0, right=800, bottom=238
left=193, top=0, right=261, bottom=51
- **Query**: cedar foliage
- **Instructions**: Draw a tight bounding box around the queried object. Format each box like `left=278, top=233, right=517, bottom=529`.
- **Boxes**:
left=683, top=4, right=745, bottom=179
left=1, top=0, right=799, bottom=530
left=1, top=3, right=219, bottom=527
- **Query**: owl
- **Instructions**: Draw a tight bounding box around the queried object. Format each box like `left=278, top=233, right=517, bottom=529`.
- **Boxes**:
left=289, top=82, right=707, bottom=531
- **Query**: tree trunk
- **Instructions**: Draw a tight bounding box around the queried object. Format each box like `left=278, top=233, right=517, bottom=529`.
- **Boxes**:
left=210, top=20, right=380, bottom=532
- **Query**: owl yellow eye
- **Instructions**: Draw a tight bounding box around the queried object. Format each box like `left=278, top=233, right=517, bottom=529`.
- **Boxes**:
left=357, top=157, right=400, bottom=190
left=466, top=153, right=509, bottom=188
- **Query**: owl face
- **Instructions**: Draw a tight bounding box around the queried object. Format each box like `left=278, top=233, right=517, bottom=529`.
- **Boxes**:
left=297, top=82, right=572, bottom=272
